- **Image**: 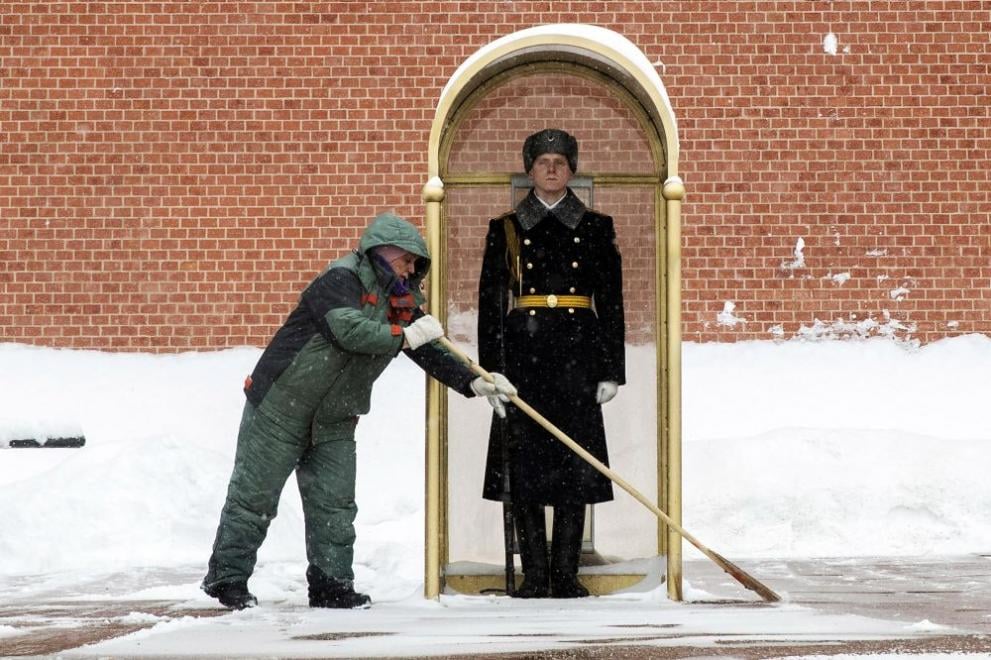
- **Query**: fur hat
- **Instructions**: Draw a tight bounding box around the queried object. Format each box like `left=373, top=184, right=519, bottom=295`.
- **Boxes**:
left=522, top=128, right=578, bottom=174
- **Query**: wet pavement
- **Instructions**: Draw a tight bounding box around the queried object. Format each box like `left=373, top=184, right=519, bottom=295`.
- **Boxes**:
left=2, top=555, right=991, bottom=658
left=688, top=553, right=991, bottom=635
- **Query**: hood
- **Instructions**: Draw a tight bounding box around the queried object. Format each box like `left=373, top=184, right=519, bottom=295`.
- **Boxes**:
left=358, top=211, right=431, bottom=287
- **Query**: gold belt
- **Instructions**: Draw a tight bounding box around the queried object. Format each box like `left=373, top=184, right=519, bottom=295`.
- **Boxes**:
left=515, top=294, right=592, bottom=310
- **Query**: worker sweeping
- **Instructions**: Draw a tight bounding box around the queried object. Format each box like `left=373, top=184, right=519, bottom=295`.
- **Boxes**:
left=202, top=211, right=516, bottom=610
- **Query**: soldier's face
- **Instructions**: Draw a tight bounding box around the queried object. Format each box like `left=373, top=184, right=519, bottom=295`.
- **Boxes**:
left=529, top=153, right=572, bottom=201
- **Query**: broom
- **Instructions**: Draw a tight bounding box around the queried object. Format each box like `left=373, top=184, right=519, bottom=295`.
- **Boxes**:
left=439, top=336, right=781, bottom=603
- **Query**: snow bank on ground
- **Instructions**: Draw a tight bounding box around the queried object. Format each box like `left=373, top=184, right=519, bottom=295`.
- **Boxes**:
left=681, top=333, right=991, bottom=559
left=1, top=335, right=989, bottom=590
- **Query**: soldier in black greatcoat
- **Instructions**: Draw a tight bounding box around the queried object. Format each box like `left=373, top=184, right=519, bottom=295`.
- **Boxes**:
left=478, top=128, right=626, bottom=598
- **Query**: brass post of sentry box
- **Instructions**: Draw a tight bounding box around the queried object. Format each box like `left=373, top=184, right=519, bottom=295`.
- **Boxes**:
left=662, top=175, right=685, bottom=601
left=422, top=177, right=447, bottom=600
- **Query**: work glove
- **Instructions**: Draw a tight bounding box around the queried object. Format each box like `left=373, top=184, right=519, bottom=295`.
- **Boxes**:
left=403, top=314, right=444, bottom=350
left=470, top=372, right=517, bottom=419
left=595, top=381, right=619, bottom=405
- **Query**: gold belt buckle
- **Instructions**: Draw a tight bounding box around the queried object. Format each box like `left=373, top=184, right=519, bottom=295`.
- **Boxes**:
left=546, top=294, right=558, bottom=308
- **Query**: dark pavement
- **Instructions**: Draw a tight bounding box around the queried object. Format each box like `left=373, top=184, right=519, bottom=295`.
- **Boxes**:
left=2, top=555, right=991, bottom=658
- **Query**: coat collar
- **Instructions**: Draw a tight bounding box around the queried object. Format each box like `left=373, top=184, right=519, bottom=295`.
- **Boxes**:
left=516, top=188, right=586, bottom=231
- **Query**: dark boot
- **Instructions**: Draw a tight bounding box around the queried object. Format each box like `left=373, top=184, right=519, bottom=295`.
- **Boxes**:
left=550, top=503, right=589, bottom=598
left=512, top=502, right=549, bottom=598
left=203, top=581, right=258, bottom=610
left=307, top=565, right=371, bottom=609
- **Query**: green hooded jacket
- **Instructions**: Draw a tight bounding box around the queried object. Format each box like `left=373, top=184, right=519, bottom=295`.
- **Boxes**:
left=245, top=212, right=474, bottom=439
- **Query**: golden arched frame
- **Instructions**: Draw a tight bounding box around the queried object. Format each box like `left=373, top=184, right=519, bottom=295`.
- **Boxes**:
left=422, top=24, right=685, bottom=601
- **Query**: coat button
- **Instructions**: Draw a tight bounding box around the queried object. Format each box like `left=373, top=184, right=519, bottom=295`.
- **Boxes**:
left=568, top=308, right=575, bottom=314
left=526, top=262, right=533, bottom=269
left=571, top=261, right=579, bottom=268
left=530, top=287, right=536, bottom=294
left=569, top=287, right=576, bottom=293
left=574, top=236, right=580, bottom=243
left=524, top=238, right=532, bottom=245
left=529, top=310, right=536, bottom=316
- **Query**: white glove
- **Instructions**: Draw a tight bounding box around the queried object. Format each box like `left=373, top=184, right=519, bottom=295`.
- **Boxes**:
left=403, top=314, right=444, bottom=350
left=595, top=381, right=618, bottom=405
left=470, top=372, right=517, bottom=419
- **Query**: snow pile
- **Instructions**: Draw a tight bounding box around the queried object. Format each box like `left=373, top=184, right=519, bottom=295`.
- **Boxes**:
left=682, top=334, right=991, bottom=558
left=1, top=334, right=990, bottom=588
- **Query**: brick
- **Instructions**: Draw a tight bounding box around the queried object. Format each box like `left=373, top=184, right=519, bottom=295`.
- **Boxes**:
left=0, top=1, right=987, bottom=349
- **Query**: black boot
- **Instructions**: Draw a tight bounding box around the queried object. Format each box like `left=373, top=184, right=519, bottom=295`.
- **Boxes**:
left=203, top=581, right=258, bottom=610
left=512, top=502, right=550, bottom=598
left=307, top=565, right=372, bottom=609
left=550, top=503, right=589, bottom=598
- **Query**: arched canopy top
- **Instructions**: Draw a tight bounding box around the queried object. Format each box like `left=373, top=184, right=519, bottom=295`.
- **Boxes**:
left=429, top=24, right=679, bottom=179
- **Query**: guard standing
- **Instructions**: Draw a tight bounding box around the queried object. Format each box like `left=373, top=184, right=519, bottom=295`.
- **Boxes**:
left=477, top=129, right=626, bottom=598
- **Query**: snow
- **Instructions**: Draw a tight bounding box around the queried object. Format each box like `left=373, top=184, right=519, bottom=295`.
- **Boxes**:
left=831, top=271, right=851, bottom=285
left=796, top=312, right=916, bottom=342
left=1, top=333, right=990, bottom=657
left=716, top=300, right=747, bottom=327
left=891, top=285, right=911, bottom=300
left=784, top=656, right=966, bottom=660
left=824, top=32, right=839, bottom=55
left=782, top=236, right=806, bottom=270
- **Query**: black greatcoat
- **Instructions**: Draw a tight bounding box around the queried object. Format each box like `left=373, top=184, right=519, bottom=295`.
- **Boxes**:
left=478, top=188, right=625, bottom=505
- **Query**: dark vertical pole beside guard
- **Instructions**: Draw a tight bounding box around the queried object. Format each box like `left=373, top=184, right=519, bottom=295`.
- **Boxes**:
left=500, top=418, right=515, bottom=595
left=499, top=277, right=516, bottom=596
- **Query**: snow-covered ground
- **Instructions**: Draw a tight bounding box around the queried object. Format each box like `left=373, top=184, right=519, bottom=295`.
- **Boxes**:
left=1, top=334, right=990, bottom=657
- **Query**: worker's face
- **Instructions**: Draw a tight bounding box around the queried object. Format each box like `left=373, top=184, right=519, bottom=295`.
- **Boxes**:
left=529, top=153, right=573, bottom=200
left=389, top=251, right=417, bottom=279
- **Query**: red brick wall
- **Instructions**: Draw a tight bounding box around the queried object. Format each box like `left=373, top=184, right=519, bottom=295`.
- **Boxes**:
left=1, top=2, right=987, bottom=350
left=670, top=2, right=990, bottom=344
